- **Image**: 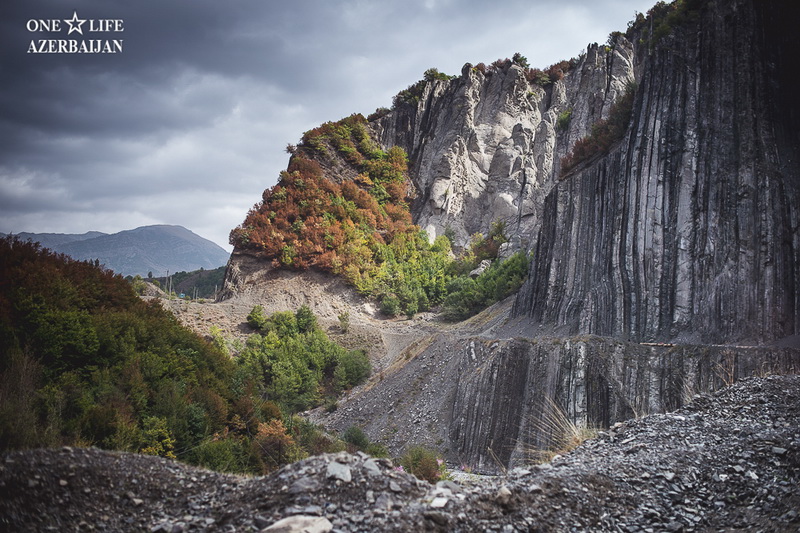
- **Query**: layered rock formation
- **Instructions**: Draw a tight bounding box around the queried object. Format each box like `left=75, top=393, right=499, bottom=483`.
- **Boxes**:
left=223, top=0, right=800, bottom=473
left=449, top=336, right=799, bottom=470
left=511, top=0, right=800, bottom=344
left=369, top=0, right=800, bottom=344
left=226, top=0, right=798, bottom=346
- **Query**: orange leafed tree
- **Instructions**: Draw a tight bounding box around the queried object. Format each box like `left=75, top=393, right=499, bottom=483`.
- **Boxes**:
left=229, top=114, right=418, bottom=283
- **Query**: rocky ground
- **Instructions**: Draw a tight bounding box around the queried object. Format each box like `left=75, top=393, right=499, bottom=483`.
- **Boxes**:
left=2, top=374, right=798, bottom=532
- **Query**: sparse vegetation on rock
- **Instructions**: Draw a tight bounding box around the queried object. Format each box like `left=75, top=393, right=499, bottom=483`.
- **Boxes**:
left=559, top=81, right=637, bottom=175
left=443, top=251, right=529, bottom=321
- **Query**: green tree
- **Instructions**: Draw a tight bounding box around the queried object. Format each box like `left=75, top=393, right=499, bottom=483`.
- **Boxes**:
left=512, top=52, right=530, bottom=68
left=338, top=311, right=350, bottom=333
left=247, top=305, right=269, bottom=330
left=423, top=67, right=454, bottom=82
left=295, top=305, right=317, bottom=333
left=140, top=416, right=177, bottom=459
left=380, top=294, right=401, bottom=316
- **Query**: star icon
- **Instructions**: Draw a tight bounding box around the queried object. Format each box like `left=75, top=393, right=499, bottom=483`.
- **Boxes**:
left=64, top=11, right=86, bottom=35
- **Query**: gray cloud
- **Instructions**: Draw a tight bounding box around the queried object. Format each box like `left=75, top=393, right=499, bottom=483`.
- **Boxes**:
left=0, top=0, right=655, bottom=250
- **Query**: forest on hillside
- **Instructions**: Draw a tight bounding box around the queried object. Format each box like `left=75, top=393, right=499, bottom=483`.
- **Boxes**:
left=0, top=236, right=379, bottom=474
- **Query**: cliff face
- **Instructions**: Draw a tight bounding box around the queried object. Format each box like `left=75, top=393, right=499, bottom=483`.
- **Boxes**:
left=372, top=0, right=799, bottom=343
left=372, top=42, right=635, bottom=249
left=511, top=0, right=800, bottom=344
left=449, top=336, right=800, bottom=471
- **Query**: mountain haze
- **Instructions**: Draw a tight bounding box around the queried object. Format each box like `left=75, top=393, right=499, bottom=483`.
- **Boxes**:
left=7, top=225, right=229, bottom=277
left=8, top=231, right=108, bottom=250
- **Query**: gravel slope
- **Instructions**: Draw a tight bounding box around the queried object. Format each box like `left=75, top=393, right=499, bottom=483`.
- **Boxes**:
left=2, top=375, right=798, bottom=532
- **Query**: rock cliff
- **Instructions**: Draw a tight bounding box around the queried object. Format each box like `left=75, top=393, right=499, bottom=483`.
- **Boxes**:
left=307, top=0, right=800, bottom=471
left=220, top=0, right=800, bottom=473
left=372, top=41, right=635, bottom=250
left=511, top=0, right=800, bottom=344
left=369, top=0, right=799, bottom=344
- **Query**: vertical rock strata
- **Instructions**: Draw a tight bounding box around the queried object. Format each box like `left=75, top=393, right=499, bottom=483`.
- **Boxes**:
left=448, top=337, right=799, bottom=471
left=372, top=0, right=799, bottom=344
left=512, top=0, right=800, bottom=343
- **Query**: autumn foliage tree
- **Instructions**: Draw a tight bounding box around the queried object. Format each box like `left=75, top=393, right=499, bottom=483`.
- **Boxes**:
left=230, top=114, right=413, bottom=272
left=230, top=114, right=450, bottom=316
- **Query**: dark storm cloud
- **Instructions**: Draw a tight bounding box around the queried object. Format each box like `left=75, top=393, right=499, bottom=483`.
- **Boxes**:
left=2, top=1, right=271, bottom=136
left=0, top=0, right=656, bottom=249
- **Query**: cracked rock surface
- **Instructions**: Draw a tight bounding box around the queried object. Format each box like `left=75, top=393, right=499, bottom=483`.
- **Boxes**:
left=2, top=375, right=798, bottom=532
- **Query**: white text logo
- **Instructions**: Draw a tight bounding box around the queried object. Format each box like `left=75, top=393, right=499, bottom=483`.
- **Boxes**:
left=26, top=11, right=124, bottom=54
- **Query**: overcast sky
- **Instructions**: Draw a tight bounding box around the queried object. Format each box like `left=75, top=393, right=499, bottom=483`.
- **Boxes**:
left=1, top=0, right=656, bottom=251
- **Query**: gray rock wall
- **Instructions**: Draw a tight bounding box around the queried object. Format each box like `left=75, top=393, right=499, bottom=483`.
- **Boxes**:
left=512, top=0, right=800, bottom=343
left=372, top=42, right=635, bottom=250
left=449, top=336, right=800, bottom=472
left=372, top=0, right=800, bottom=343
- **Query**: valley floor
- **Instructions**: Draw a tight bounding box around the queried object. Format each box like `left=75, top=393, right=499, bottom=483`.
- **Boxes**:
left=2, top=375, right=798, bottom=532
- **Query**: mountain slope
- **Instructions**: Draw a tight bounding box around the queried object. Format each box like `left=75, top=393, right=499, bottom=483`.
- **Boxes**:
left=12, top=225, right=230, bottom=277
left=225, top=0, right=799, bottom=346
left=4, top=231, right=107, bottom=249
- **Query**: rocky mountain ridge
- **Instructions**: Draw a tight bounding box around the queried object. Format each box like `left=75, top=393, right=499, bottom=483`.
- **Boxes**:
left=372, top=40, right=634, bottom=251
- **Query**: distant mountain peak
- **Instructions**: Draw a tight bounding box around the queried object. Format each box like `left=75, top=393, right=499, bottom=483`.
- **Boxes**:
left=5, top=225, right=229, bottom=277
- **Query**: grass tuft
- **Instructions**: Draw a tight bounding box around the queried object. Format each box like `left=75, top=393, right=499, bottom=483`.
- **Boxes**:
left=524, top=397, right=598, bottom=464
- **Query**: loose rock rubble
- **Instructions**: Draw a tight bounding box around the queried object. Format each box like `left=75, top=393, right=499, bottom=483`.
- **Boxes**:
left=1, top=375, right=798, bottom=532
